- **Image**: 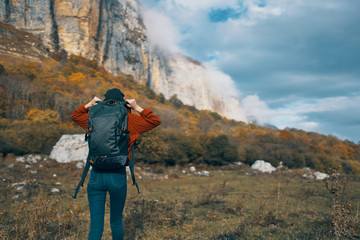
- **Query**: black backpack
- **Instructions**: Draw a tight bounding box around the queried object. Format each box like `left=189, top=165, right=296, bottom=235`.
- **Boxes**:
left=73, top=100, right=140, bottom=198
left=87, top=100, right=129, bottom=172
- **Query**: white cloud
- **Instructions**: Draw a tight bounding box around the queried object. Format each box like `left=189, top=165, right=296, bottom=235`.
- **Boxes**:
left=141, top=8, right=182, bottom=52
left=271, top=114, right=319, bottom=132
left=241, top=94, right=360, bottom=134
left=241, top=95, right=275, bottom=125
left=168, top=0, right=238, bottom=10
left=280, top=96, right=360, bottom=115
left=204, top=61, right=240, bottom=98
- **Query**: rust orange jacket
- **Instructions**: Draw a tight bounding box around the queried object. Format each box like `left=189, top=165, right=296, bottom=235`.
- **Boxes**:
left=71, top=104, right=161, bottom=156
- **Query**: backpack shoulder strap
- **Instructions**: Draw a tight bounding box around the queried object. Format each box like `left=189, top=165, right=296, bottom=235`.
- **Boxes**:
left=73, top=154, right=91, bottom=199
left=129, top=144, right=140, bottom=193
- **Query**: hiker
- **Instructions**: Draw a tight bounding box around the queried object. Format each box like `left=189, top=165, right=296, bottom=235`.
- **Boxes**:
left=71, top=88, right=161, bottom=240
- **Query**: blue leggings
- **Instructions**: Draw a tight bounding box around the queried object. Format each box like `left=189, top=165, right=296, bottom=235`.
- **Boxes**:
left=87, top=169, right=127, bottom=240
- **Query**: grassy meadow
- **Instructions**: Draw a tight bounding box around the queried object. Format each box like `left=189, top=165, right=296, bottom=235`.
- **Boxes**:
left=0, top=154, right=359, bottom=240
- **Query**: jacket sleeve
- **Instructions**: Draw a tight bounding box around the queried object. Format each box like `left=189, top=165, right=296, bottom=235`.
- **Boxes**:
left=129, top=108, right=161, bottom=134
left=71, top=104, right=89, bottom=130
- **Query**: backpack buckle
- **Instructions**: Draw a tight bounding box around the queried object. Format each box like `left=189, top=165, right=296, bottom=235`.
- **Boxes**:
left=121, top=127, right=130, bottom=134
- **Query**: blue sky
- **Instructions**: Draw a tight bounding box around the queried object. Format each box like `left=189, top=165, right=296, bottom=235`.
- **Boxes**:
left=139, top=0, right=360, bottom=143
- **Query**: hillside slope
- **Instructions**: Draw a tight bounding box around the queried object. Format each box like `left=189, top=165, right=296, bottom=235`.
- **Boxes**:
left=0, top=55, right=359, bottom=174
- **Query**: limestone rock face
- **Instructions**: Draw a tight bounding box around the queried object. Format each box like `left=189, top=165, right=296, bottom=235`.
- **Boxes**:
left=0, top=0, right=58, bottom=51
left=1, top=0, right=247, bottom=122
left=149, top=53, right=212, bottom=111
left=148, top=51, right=247, bottom=121
left=1, top=0, right=149, bottom=82
left=0, top=22, right=51, bottom=61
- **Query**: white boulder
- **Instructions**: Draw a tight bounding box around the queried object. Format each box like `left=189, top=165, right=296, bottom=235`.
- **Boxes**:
left=50, top=134, right=88, bottom=163
left=302, top=172, right=315, bottom=180
left=199, top=170, right=210, bottom=177
left=190, top=166, right=196, bottom=172
left=251, top=160, right=276, bottom=173
left=302, top=167, right=329, bottom=180
left=314, top=171, right=329, bottom=180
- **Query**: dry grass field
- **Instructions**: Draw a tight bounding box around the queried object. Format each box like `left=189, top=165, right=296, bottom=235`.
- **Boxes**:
left=0, top=154, right=359, bottom=239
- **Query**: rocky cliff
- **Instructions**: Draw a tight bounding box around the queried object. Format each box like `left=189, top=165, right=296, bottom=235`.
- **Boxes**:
left=0, top=21, right=51, bottom=61
left=0, top=0, right=247, bottom=122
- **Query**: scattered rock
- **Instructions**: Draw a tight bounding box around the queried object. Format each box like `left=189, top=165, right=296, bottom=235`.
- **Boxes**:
left=11, top=181, right=26, bottom=191
left=16, top=154, right=42, bottom=163
left=302, top=168, right=329, bottom=180
left=30, top=170, right=37, bottom=174
left=277, top=161, right=285, bottom=169
left=251, top=160, right=276, bottom=173
left=15, top=156, right=25, bottom=163
left=190, top=166, right=196, bottom=172
left=233, top=162, right=242, bottom=166
left=53, top=174, right=57, bottom=177
left=11, top=181, right=26, bottom=188
left=25, top=164, right=31, bottom=169
left=182, top=170, right=187, bottom=174
left=55, top=182, right=61, bottom=185
left=12, top=194, right=20, bottom=199
left=51, top=188, right=60, bottom=193
left=8, top=164, right=14, bottom=168
left=199, top=170, right=210, bottom=177
left=76, top=162, right=84, bottom=169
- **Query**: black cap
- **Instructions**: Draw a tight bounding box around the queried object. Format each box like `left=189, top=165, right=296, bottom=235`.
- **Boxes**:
left=104, top=88, right=124, bottom=101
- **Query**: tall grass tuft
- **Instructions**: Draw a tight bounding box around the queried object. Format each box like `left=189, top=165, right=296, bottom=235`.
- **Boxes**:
left=326, top=168, right=360, bottom=239
left=1, top=194, right=86, bottom=240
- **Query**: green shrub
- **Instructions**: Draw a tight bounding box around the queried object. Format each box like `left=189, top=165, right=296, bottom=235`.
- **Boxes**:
left=0, top=119, right=78, bottom=155
left=204, top=135, right=239, bottom=166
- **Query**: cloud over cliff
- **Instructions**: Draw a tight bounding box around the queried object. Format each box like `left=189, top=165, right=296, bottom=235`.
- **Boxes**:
left=140, top=0, right=360, bottom=142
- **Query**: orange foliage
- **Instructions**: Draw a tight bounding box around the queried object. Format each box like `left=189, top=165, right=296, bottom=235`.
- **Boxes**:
left=279, top=130, right=293, bottom=140
left=69, top=72, right=86, bottom=83
left=25, top=108, right=60, bottom=123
